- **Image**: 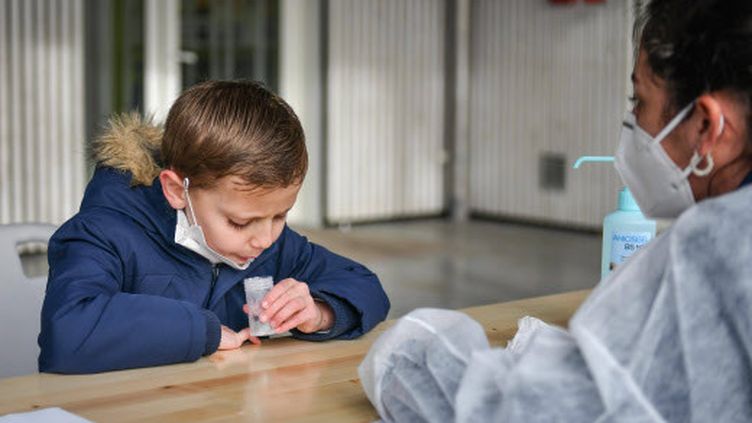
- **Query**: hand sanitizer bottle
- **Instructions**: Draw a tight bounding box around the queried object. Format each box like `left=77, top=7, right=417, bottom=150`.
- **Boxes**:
left=574, top=156, right=656, bottom=279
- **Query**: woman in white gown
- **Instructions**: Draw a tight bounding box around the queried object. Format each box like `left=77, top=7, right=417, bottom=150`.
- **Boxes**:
left=360, top=0, right=752, bottom=421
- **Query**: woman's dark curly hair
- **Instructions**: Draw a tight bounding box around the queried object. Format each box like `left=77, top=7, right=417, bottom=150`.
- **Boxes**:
left=636, top=0, right=752, bottom=123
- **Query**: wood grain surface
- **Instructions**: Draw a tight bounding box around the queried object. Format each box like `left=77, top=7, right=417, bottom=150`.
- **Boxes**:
left=0, top=290, right=590, bottom=422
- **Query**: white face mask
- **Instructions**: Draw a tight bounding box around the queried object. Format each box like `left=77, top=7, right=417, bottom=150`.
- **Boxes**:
left=174, top=178, right=254, bottom=270
left=614, top=102, right=720, bottom=218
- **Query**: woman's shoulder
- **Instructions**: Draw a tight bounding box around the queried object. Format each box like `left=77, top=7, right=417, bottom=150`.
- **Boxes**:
left=670, top=186, right=752, bottom=261
left=675, top=187, right=752, bottom=231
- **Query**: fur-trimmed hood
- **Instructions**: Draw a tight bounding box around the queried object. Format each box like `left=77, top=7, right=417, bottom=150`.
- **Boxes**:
left=91, top=113, right=163, bottom=186
left=77, top=113, right=175, bottom=242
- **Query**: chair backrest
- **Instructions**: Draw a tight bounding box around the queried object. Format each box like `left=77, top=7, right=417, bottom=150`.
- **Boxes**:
left=0, top=223, right=57, bottom=379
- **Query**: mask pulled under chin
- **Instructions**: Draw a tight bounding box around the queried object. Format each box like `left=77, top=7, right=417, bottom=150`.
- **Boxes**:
left=174, top=207, right=254, bottom=271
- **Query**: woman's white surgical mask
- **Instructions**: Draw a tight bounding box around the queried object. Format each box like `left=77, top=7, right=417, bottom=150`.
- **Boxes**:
left=174, top=178, right=253, bottom=270
left=614, top=102, right=720, bottom=218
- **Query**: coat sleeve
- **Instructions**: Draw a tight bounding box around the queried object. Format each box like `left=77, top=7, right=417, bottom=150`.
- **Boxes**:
left=277, top=226, right=390, bottom=341
left=38, top=216, right=220, bottom=374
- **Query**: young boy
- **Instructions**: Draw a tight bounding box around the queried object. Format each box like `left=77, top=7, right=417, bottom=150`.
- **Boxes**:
left=38, top=80, right=390, bottom=373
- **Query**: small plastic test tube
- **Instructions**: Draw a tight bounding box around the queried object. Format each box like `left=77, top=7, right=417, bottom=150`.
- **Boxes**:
left=243, top=276, right=276, bottom=337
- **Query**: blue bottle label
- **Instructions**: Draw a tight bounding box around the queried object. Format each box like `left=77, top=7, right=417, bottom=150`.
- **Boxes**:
left=610, top=231, right=652, bottom=271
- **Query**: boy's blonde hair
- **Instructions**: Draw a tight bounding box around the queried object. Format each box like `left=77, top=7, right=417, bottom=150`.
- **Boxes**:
left=161, top=80, right=307, bottom=190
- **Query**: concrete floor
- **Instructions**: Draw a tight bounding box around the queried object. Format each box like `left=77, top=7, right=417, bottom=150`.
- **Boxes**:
left=21, top=220, right=602, bottom=319
left=297, top=219, right=601, bottom=318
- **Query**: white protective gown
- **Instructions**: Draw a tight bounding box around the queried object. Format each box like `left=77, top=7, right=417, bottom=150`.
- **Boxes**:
left=360, top=185, right=752, bottom=422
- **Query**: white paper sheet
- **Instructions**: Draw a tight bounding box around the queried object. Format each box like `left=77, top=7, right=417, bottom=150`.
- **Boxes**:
left=0, top=407, right=92, bottom=423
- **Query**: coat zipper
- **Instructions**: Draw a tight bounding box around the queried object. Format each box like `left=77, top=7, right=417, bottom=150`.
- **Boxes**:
left=204, top=264, right=220, bottom=308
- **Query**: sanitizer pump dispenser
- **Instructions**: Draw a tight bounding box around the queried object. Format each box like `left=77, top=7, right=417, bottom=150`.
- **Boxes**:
left=573, top=156, right=657, bottom=279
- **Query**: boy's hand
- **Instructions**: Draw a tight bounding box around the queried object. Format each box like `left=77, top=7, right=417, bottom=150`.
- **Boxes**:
left=218, top=325, right=261, bottom=350
left=254, top=278, right=334, bottom=334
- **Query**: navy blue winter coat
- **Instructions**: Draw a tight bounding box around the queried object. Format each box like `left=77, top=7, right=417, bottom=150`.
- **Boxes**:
left=38, top=117, right=390, bottom=374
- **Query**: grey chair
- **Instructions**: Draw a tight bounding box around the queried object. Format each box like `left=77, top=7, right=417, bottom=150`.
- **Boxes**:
left=0, top=223, right=57, bottom=379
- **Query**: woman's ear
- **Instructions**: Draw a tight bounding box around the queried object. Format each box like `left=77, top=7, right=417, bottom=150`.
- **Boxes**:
left=694, top=94, right=725, bottom=156
left=160, top=169, right=186, bottom=210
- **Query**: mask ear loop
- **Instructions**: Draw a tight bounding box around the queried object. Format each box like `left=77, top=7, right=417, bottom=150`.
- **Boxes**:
left=654, top=102, right=696, bottom=144
left=182, top=178, right=200, bottom=226
left=691, top=114, right=723, bottom=177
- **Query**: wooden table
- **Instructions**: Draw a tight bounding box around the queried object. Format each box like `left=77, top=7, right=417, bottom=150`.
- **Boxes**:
left=0, top=290, right=590, bottom=422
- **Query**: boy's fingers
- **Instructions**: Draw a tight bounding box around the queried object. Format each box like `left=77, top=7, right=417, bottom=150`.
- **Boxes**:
left=261, top=278, right=297, bottom=309
left=230, top=329, right=244, bottom=348
left=276, top=311, right=311, bottom=334
left=261, top=287, right=296, bottom=322
left=219, top=325, right=243, bottom=350
left=237, top=327, right=251, bottom=340
left=242, top=304, right=250, bottom=314
left=233, top=328, right=261, bottom=348
left=270, top=298, right=306, bottom=328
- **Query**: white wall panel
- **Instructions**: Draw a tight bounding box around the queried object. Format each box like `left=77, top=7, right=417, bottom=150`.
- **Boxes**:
left=327, top=0, right=446, bottom=223
left=0, top=0, right=86, bottom=225
left=281, top=0, right=324, bottom=228
left=469, top=0, right=631, bottom=228
left=145, top=0, right=180, bottom=124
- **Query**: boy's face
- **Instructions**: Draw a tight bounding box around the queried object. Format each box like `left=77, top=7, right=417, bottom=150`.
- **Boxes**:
left=162, top=171, right=301, bottom=265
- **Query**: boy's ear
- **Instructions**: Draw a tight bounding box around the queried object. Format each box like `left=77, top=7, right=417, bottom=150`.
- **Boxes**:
left=160, top=169, right=186, bottom=210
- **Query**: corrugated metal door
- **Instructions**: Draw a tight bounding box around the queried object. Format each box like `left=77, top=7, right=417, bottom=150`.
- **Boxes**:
left=0, top=0, right=86, bottom=224
left=469, top=0, right=631, bottom=227
left=326, top=0, right=446, bottom=223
